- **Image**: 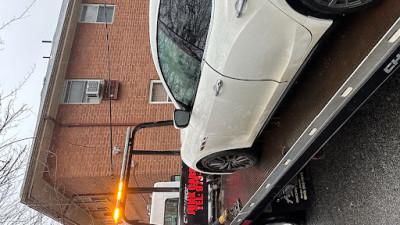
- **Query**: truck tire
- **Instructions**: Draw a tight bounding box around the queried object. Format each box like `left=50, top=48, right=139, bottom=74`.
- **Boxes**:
left=299, top=0, right=380, bottom=14
left=262, top=223, right=298, bottom=225
left=254, top=212, right=305, bottom=225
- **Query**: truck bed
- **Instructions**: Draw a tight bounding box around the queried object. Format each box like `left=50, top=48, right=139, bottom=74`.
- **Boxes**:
left=221, top=0, right=400, bottom=223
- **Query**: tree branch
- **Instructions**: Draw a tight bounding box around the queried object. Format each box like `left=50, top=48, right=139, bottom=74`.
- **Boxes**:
left=0, top=64, right=35, bottom=101
left=0, top=0, right=37, bottom=31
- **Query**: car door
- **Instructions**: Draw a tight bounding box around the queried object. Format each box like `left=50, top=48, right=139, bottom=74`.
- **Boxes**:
left=189, top=63, right=283, bottom=153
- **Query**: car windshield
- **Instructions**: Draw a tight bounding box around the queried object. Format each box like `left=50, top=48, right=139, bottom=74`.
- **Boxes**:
left=157, top=29, right=201, bottom=109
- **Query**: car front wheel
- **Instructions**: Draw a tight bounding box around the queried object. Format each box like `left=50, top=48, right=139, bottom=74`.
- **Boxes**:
left=198, top=149, right=258, bottom=173
left=300, top=0, right=380, bottom=14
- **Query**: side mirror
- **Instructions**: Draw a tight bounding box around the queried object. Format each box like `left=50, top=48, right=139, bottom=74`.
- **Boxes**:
left=173, top=109, right=191, bottom=129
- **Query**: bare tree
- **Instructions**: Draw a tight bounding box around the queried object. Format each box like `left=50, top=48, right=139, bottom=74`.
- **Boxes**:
left=0, top=1, right=60, bottom=224
left=0, top=68, right=47, bottom=224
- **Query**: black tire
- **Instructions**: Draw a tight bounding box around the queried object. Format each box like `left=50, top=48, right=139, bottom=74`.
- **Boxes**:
left=197, top=149, right=258, bottom=173
left=261, top=223, right=298, bottom=225
left=252, top=212, right=305, bottom=225
left=299, top=0, right=380, bottom=14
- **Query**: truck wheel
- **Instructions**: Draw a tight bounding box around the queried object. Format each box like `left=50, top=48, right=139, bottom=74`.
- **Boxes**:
left=198, top=149, right=258, bottom=173
left=257, top=217, right=302, bottom=225
left=255, top=212, right=304, bottom=225
left=300, top=0, right=380, bottom=14
left=263, top=223, right=298, bottom=225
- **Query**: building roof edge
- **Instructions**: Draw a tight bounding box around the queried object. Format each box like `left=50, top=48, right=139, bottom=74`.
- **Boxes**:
left=21, top=0, right=72, bottom=204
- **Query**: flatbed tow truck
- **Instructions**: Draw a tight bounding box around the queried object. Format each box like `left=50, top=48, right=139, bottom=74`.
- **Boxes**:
left=114, top=1, right=400, bottom=224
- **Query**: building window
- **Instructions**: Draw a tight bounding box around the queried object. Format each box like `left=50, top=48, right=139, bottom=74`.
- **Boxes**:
left=88, top=207, right=110, bottom=212
left=73, top=196, right=110, bottom=203
left=80, top=4, right=115, bottom=23
left=170, top=175, right=180, bottom=181
left=164, top=198, right=178, bottom=225
left=149, top=80, right=172, bottom=103
left=61, top=79, right=103, bottom=104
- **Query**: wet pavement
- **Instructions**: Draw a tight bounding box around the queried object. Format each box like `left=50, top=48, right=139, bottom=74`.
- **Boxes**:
left=306, top=70, right=400, bottom=224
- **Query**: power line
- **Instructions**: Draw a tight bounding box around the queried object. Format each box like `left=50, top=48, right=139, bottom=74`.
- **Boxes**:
left=103, top=0, right=114, bottom=175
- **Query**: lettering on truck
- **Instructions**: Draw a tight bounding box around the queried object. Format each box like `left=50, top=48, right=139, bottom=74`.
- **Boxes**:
left=180, top=163, right=208, bottom=225
left=184, top=168, right=204, bottom=217
left=384, top=53, right=400, bottom=74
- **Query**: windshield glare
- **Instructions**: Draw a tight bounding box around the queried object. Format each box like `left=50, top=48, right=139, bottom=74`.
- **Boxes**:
left=157, top=29, right=201, bottom=109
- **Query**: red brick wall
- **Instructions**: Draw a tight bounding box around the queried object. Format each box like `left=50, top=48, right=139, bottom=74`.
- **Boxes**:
left=46, top=0, right=181, bottom=223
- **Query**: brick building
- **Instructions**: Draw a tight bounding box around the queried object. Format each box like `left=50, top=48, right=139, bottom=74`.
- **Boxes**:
left=21, top=0, right=181, bottom=224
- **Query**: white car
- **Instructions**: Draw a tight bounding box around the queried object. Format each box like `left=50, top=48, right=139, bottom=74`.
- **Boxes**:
left=149, top=0, right=378, bottom=173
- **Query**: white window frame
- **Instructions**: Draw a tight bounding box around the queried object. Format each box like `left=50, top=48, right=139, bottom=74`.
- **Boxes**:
left=73, top=196, right=110, bottom=203
left=79, top=4, right=116, bottom=24
left=61, top=79, right=103, bottom=104
left=149, top=80, right=172, bottom=104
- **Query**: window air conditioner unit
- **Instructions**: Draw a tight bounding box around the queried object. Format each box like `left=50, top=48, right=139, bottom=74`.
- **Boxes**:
left=86, top=80, right=101, bottom=98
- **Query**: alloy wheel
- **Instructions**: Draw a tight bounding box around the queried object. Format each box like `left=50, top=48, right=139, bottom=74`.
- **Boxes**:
left=313, top=0, right=372, bottom=9
left=203, top=155, right=255, bottom=172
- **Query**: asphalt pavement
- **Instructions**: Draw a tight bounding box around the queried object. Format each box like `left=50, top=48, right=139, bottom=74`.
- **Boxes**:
left=306, top=71, right=400, bottom=224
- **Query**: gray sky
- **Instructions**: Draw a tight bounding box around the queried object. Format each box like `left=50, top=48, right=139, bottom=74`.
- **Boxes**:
left=0, top=1, right=63, bottom=223
left=0, top=0, right=63, bottom=138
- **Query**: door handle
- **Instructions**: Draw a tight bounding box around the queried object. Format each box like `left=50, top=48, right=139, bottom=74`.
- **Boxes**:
left=213, top=80, right=223, bottom=96
left=236, top=0, right=247, bottom=18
